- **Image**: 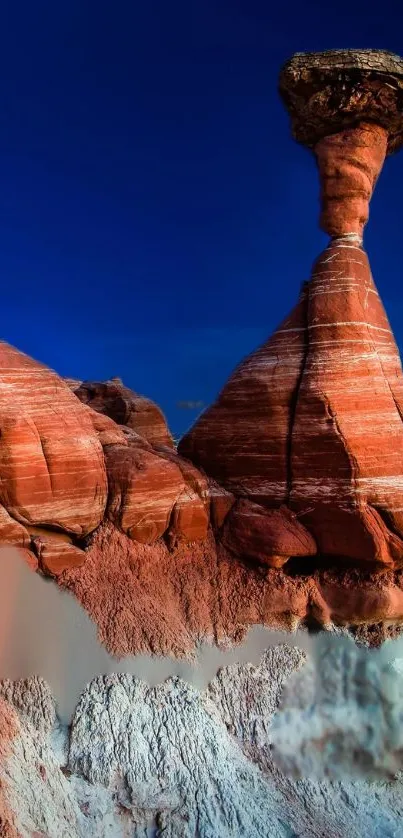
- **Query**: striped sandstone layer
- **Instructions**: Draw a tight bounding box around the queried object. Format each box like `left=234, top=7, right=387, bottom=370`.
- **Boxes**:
left=179, top=236, right=403, bottom=568
left=179, top=50, right=403, bottom=572
left=0, top=341, right=107, bottom=536
left=2, top=48, right=403, bottom=652
left=0, top=347, right=211, bottom=574
left=73, top=379, right=175, bottom=449
left=290, top=237, right=403, bottom=566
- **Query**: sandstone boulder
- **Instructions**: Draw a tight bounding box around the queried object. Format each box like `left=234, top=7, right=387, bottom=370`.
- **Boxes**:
left=0, top=504, right=30, bottom=547
left=105, top=443, right=185, bottom=543
left=104, top=433, right=210, bottom=544
left=27, top=527, right=86, bottom=577
left=314, top=568, right=403, bottom=625
left=0, top=342, right=107, bottom=536
left=74, top=379, right=174, bottom=449
left=221, top=499, right=317, bottom=568
left=153, top=444, right=210, bottom=543
left=85, top=407, right=128, bottom=447
left=207, top=479, right=235, bottom=531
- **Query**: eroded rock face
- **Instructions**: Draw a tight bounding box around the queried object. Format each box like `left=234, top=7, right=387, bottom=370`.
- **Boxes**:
left=0, top=344, right=211, bottom=572
left=180, top=236, right=403, bottom=569
left=315, top=122, right=387, bottom=237
left=179, top=49, right=403, bottom=574
left=3, top=641, right=402, bottom=838
left=105, top=442, right=187, bottom=543
left=0, top=342, right=107, bottom=537
left=221, top=499, right=316, bottom=568
left=0, top=697, right=19, bottom=838
left=1, top=48, right=403, bottom=642
left=74, top=379, right=175, bottom=449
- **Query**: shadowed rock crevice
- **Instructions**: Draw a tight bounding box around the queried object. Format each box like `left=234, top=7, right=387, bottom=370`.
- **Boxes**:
left=285, top=283, right=309, bottom=506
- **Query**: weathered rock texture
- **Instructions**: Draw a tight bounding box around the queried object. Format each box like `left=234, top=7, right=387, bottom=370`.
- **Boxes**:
left=179, top=49, right=403, bottom=575
left=1, top=49, right=403, bottom=658
left=278, top=49, right=403, bottom=154
left=0, top=350, right=209, bottom=575
left=0, top=342, right=107, bottom=536
left=3, top=639, right=403, bottom=837
left=0, top=698, right=19, bottom=838
left=59, top=523, right=403, bottom=659
left=180, top=236, right=403, bottom=570
left=73, top=378, right=175, bottom=449
left=315, top=122, right=387, bottom=237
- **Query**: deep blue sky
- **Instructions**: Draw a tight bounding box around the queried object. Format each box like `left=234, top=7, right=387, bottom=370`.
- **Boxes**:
left=1, top=0, right=403, bottom=435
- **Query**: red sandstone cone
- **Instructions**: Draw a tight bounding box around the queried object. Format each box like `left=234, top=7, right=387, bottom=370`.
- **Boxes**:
left=179, top=236, right=403, bottom=568
left=179, top=288, right=308, bottom=505
left=289, top=237, right=403, bottom=566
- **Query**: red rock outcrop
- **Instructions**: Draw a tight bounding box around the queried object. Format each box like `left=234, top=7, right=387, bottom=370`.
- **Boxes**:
left=105, top=442, right=186, bottom=543
left=2, top=49, right=403, bottom=654
left=73, top=379, right=175, bottom=449
left=105, top=439, right=209, bottom=545
left=27, top=527, right=86, bottom=577
left=315, top=568, right=403, bottom=626
left=207, top=479, right=235, bottom=531
left=180, top=232, right=403, bottom=568
left=0, top=504, right=30, bottom=547
left=0, top=341, right=107, bottom=536
left=0, top=339, right=212, bottom=570
left=221, top=500, right=317, bottom=568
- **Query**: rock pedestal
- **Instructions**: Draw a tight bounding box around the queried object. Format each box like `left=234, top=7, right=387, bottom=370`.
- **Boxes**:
left=179, top=49, right=403, bottom=570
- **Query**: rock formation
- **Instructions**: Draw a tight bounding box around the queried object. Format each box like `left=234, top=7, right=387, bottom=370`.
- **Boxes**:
left=179, top=49, right=403, bottom=572
left=72, top=378, right=175, bottom=449
left=2, top=46, right=403, bottom=837
left=1, top=50, right=403, bottom=657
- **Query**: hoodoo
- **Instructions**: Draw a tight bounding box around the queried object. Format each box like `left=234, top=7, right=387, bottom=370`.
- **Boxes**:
left=2, top=51, right=403, bottom=649
left=179, top=49, right=403, bottom=571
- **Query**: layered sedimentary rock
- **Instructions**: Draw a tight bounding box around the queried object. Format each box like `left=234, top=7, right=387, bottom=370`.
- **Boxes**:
left=0, top=351, right=209, bottom=574
left=0, top=342, right=107, bottom=536
left=221, top=499, right=316, bottom=568
left=1, top=49, right=403, bottom=651
left=180, top=233, right=403, bottom=568
left=2, top=48, right=403, bottom=838
left=73, top=378, right=175, bottom=449
left=180, top=49, right=403, bottom=571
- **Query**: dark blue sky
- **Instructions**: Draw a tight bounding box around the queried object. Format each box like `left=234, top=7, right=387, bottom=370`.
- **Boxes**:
left=1, top=0, right=403, bottom=435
